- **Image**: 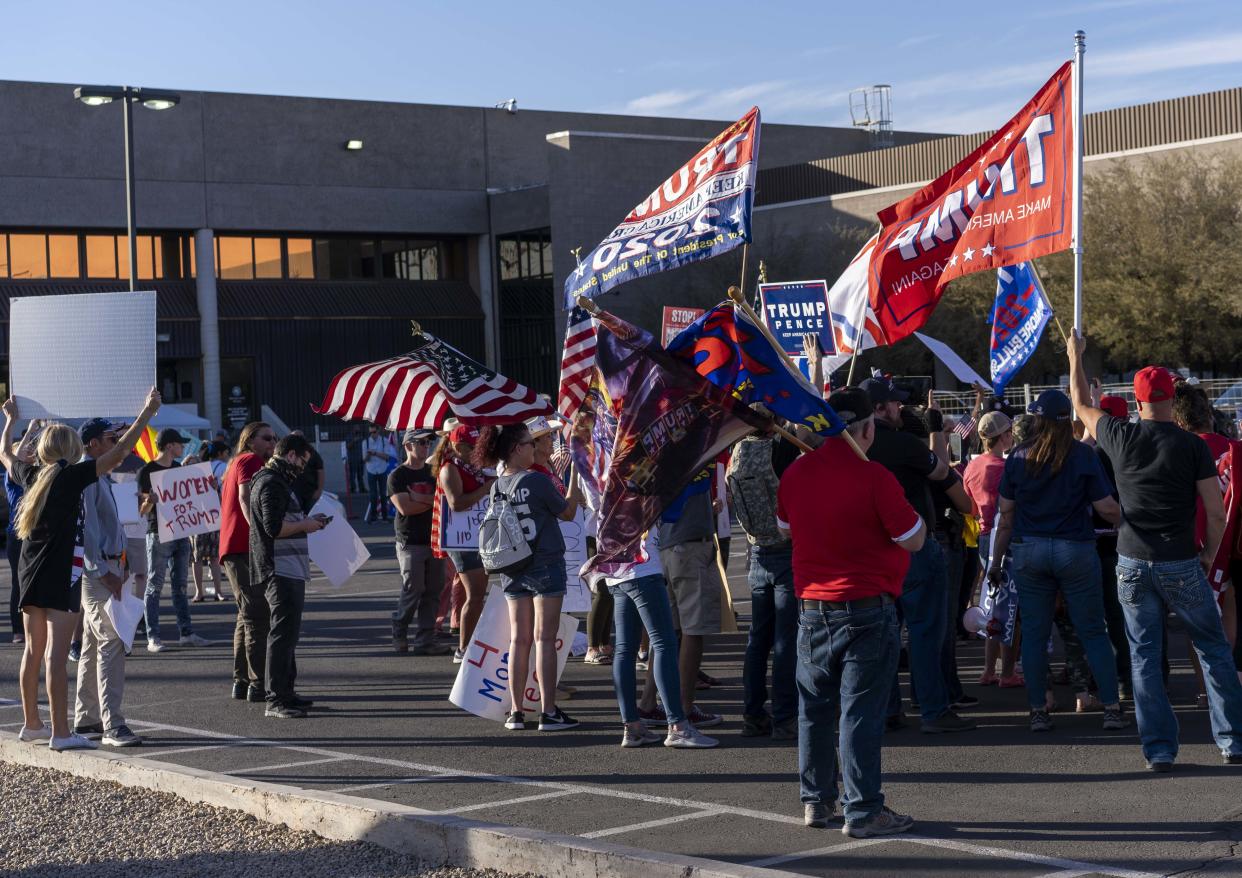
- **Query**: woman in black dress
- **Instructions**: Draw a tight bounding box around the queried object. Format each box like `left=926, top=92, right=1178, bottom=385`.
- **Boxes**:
left=1, top=389, right=161, bottom=751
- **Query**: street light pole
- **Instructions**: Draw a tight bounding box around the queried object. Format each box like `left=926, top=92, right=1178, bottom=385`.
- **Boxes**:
left=73, top=85, right=180, bottom=291
left=122, top=86, right=138, bottom=291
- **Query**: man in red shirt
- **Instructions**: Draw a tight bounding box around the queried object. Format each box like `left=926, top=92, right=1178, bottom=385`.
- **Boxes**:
left=777, top=387, right=925, bottom=838
left=220, top=421, right=277, bottom=702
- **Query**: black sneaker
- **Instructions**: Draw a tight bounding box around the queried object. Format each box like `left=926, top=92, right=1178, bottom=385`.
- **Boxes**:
left=247, top=686, right=265, bottom=703
left=265, top=704, right=307, bottom=719
left=885, top=714, right=907, bottom=732
left=231, top=681, right=247, bottom=701
left=920, top=710, right=977, bottom=734
left=741, top=714, right=773, bottom=737
left=102, top=724, right=142, bottom=747
left=289, top=695, right=314, bottom=709
left=1146, top=759, right=1173, bottom=772
left=72, top=723, right=104, bottom=740
left=68, top=642, right=82, bottom=663
left=1029, top=708, right=1054, bottom=733
left=538, top=708, right=580, bottom=731
left=1222, top=752, right=1242, bottom=765
left=952, top=695, right=980, bottom=709
left=504, top=711, right=527, bottom=730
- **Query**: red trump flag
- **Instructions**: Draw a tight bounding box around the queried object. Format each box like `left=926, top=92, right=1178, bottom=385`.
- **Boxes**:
left=868, top=62, right=1073, bottom=343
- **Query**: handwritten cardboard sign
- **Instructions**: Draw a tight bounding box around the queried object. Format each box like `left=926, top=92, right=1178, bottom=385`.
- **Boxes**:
left=560, top=509, right=591, bottom=612
left=449, top=585, right=578, bottom=722
left=439, top=496, right=487, bottom=551
left=150, top=461, right=221, bottom=544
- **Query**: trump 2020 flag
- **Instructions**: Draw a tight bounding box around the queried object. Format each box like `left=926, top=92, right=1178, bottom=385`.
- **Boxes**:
left=564, top=107, right=761, bottom=310
left=868, top=62, right=1073, bottom=344
left=666, top=302, right=845, bottom=437
left=990, top=261, right=1053, bottom=395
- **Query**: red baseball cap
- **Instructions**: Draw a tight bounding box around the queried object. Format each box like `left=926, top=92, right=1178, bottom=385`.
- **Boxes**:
left=448, top=424, right=480, bottom=444
left=1133, top=367, right=1175, bottom=403
left=1099, top=395, right=1129, bottom=419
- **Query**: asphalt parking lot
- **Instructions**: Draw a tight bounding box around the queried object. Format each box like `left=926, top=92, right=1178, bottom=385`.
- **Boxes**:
left=2, top=522, right=1240, bottom=878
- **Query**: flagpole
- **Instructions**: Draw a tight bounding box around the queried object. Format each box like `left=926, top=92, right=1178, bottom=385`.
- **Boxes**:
left=844, top=291, right=869, bottom=386
left=726, top=286, right=867, bottom=461
left=738, top=244, right=751, bottom=301
left=1071, top=30, right=1086, bottom=330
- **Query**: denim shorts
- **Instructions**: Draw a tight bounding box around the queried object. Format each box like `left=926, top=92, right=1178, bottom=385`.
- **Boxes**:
left=502, top=562, right=568, bottom=600
left=446, top=550, right=483, bottom=573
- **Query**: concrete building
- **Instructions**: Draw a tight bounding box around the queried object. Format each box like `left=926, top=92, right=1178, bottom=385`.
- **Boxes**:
left=0, top=79, right=1237, bottom=435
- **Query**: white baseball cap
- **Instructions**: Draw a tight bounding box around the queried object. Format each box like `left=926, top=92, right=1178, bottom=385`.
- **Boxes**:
left=525, top=414, right=564, bottom=439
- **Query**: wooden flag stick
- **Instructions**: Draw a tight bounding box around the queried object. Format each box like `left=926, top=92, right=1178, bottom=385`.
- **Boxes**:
left=726, top=285, right=867, bottom=461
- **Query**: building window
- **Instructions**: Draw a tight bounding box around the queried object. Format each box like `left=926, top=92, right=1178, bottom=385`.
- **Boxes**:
left=498, top=229, right=552, bottom=281
left=254, top=237, right=281, bottom=279
left=48, top=235, right=79, bottom=277
left=85, top=235, right=117, bottom=278
left=8, top=234, right=47, bottom=279
left=286, top=238, right=314, bottom=278
left=380, top=239, right=440, bottom=280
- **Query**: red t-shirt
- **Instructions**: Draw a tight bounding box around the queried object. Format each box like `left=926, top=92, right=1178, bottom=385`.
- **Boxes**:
left=1194, top=432, right=1230, bottom=550
left=963, top=453, right=1006, bottom=535
left=219, top=452, right=264, bottom=559
left=776, top=438, right=921, bottom=601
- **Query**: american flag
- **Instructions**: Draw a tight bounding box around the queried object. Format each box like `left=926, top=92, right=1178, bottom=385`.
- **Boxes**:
left=313, top=332, right=551, bottom=428
left=557, top=306, right=597, bottom=419
left=953, top=413, right=978, bottom=439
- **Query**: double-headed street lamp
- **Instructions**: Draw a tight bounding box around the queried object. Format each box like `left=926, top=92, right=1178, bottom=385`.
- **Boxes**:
left=73, top=85, right=181, bottom=290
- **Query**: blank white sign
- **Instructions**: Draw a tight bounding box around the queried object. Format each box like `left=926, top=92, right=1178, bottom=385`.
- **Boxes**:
left=10, top=291, right=156, bottom=419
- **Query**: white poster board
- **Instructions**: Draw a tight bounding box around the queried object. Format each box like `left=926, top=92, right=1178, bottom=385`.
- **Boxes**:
left=913, top=332, right=992, bottom=391
left=450, top=585, right=578, bottom=722
left=104, top=578, right=145, bottom=652
left=560, top=509, right=591, bottom=612
left=439, top=496, right=486, bottom=551
left=10, top=291, right=156, bottom=419
left=150, top=461, right=222, bottom=543
left=110, top=479, right=145, bottom=540
left=308, top=493, right=370, bottom=588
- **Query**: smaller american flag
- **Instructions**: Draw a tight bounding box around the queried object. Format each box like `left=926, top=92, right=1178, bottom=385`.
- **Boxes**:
left=953, top=413, right=977, bottom=439
left=557, top=306, right=597, bottom=419
left=314, top=331, right=550, bottom=429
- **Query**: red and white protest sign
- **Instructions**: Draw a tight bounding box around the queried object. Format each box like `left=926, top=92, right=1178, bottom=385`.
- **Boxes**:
left=449, top=586, right=577, bottom=722
left=150, top=461, right=221, bottom=543
left=869, top=62, right=1073, bottom=344
left=661, top=306, right=705, bottom=347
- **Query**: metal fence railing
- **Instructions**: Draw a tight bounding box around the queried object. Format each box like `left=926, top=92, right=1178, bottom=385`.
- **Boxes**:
left=931, top=377, right=1242, bottom=418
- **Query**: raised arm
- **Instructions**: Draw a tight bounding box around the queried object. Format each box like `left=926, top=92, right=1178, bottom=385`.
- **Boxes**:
left=0, top=399, right=19, bottom=472
left=557, top=464, right=584, bottom=521
left=802, top=334, right=825, bottom=398
left=1067, top=330, right=1106, bottom=439
left=97, top=388, right=161, bottom=475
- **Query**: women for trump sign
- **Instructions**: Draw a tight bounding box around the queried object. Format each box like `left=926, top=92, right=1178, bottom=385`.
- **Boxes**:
left=150, top=462, right=221, bottom=543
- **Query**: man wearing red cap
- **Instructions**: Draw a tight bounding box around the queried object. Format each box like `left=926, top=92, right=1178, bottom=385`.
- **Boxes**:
left=1069, top=332, right=1242, bottom=771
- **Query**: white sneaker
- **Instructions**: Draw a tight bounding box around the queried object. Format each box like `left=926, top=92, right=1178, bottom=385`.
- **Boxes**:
left=621, top=724, right=663, bottom=748
left=664, top=724, right=719, bottom=749
left=49, top=732, right=99, bottom=752
left=17, top=725, right=51, bottom=743
left=178, top=633, right=211, bottom=647
left=146, top=638, right=165, bottom=653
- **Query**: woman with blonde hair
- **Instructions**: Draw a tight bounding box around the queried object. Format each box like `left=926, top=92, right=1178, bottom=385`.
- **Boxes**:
left=0, top=389, right=161, bottom=751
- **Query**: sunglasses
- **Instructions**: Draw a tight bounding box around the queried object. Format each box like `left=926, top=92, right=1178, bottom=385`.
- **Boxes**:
left=517, top=439, right=536, bottom=448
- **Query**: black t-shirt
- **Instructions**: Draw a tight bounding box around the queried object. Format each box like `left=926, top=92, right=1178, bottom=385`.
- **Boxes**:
left=1095, top=416, right=1216, bottom=562
left=294, top=446, right=324, bottom=513
left=387, top=464, right=435, bottom=545
left=13, top=459, right=97, bottom=599
left=867, top=421, right=939, bottom=527
left=138, top=460, right=177, bottom=535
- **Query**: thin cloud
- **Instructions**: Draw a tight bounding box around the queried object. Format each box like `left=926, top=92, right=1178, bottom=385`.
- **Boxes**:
left=1093, top=32, right=1242, bottom=77
left=624, top=89, right=704, bottom=114
left=897, top=34, right=937, bottom=49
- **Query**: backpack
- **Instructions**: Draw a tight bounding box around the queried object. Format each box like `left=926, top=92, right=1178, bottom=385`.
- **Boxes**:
left=479, top=479, right=534, bottom=576
left=726, top=437, right=786, bottom=547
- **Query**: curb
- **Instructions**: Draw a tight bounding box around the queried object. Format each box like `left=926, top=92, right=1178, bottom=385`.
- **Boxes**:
left=0, top=738, right=797, bottom=878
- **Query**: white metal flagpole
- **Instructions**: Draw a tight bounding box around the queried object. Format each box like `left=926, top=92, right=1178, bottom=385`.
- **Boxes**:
left=1071, top=29, right=1086, bottom=330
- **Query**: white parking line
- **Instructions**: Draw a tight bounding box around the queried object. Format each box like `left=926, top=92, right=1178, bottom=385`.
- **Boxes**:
left=224, top=756, right=348, bottom=776
left=437, top=789, right=579, bottom=814
left=132, top=742, right=243, bottom=758
left=747, top=838, right=886, bottom=867
left=334, top=772, right=457, bottom=794
left=582, top=809, right=722, bottom=839
left=122, top=716, right=1159, bottom=878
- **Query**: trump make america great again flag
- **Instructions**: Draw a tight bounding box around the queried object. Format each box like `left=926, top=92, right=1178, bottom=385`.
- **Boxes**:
left=563, top=107, right=760, bottom=310
left=868, top=62, right=1073, bottom=344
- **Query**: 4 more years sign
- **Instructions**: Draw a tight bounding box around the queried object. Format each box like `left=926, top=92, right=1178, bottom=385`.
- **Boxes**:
left=150, top=462, right=222, bottom=543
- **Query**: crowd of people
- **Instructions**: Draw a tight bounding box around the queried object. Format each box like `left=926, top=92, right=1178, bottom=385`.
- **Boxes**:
left=6, top=330, right=1242, bottom=840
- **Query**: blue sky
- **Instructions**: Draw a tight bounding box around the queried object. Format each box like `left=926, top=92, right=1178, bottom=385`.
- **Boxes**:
left=1, top=0, right=1237, bottom=134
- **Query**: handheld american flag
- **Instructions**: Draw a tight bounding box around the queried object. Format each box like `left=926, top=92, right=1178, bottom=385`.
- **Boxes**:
left=557, top=306, right=597, bottom=419
left=313, top=330, right=551, bottom=429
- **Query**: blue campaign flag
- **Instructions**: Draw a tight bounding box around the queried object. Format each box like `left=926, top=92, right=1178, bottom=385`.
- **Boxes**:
left=990, top=261, right=1053, bottom=395
left=563, top=108, right=760, bottom=310
left=666, top=302, right=846, bottom=437
left=757, top=280, right=836, bottom=357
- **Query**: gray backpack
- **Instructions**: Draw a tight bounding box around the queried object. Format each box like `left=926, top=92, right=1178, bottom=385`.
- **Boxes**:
left=479, top=480, right=533, bottom=576
left=726, top=437, right=786, bottom=547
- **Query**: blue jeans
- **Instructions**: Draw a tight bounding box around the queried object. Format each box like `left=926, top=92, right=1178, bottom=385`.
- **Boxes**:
left=1012, top=537, right=1119, bottom=709
left=1117, top=555, right=1242, bottom=761
left=609, top=574, right=685, bottom=725
left=937, top=535, right=966, bottom=703
left=744, top=544, right=798, bottom=724
left=502, top=562, right=567, bottom=600
left=895, top=538, right=950, bottom=722
left=145, top=534, right=192, bottom=641
left=797, top=600, right=899, bottom=821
